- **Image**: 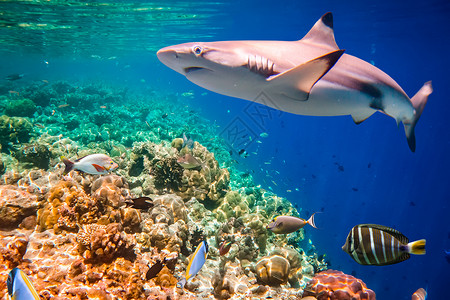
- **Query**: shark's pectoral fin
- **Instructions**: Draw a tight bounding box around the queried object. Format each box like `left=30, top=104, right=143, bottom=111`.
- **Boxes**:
left=266, top=50, right=345, bottom=101
left=351, top=111, right=375, bottom=125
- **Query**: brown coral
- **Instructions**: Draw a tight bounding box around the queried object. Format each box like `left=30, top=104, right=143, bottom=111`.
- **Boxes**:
left=255, top=255, right=290, bottom=286
left=76, top=223, right=136, bottom=263
left=303, top=269, right=376, bottom=300
left=0, top=185, right=39, bottom=229
left=151, top=157, right=184, bottom=191
left=0, top=234, right=28, bottom=268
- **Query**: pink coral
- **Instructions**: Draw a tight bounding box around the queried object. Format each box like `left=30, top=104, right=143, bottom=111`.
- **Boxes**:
left=304, top=269, right=376, bottom=300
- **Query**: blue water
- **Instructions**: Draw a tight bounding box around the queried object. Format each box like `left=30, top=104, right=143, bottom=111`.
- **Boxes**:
left=1, top=0, right=449, bottom=299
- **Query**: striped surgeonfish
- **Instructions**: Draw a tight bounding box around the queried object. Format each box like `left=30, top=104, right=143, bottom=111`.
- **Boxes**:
left=342, top=224, right=426, bottom=266
left=7, top=268, right=40, bottom=300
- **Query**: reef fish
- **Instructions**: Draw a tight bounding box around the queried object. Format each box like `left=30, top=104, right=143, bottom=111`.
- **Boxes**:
left=157, top=12, right=432, bottom=152
left=267, top=214, right=317, bottom=234
left=146, top=258, right=167, bottom=280
left=342, top=224, right=426, bottom=266
left=7, top=268, right=40, bottom=300
left=177, top=241, right=209, bottom=288
left=5, top=73, right=24, bottom=81
left=411, top=288, right=427, bottom=300
left=177, top=154, right=203, bottom=170
left=218, top=241, right=232, bottom=256
left=125, top=197, right=154, bottom=210
left=62, top=154, right=118, bottom=175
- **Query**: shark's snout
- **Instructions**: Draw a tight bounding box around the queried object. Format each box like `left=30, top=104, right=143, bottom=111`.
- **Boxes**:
left=156, top=48, right=178, bottom=64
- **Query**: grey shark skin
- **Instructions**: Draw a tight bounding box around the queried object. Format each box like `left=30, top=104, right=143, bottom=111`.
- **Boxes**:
left=157, top=12, right=432, bottom=152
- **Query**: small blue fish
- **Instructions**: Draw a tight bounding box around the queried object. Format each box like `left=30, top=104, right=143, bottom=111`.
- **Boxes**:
left=7, top=268, right=40, bottom=300
left=177, top=241, right=208, bottom=288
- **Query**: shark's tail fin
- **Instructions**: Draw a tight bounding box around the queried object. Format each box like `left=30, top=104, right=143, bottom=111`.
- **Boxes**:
left=403, top=81, right=433, bottom=152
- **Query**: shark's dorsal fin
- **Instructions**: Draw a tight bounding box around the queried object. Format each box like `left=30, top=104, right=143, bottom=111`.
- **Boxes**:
left=301, top=12, right=339, bottom=50
left=267, top=49, right=344, bottom=101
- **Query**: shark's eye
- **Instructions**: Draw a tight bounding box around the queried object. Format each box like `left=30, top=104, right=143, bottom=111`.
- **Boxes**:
left=193, top=46, right=202, bottom=55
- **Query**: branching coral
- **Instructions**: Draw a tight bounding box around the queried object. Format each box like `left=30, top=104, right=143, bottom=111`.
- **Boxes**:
left=76, top=223, right=136, bottom=263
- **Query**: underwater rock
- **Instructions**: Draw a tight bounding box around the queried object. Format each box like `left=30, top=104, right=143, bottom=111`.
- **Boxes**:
left=0, top=185, right=39, bottom=229
left=13, top=144, right=51, bottom=169
left=5, top=98, right=36, bottom=117
left=255, top=255, right=290, bottom=286
left=304, top=269, right=376, bottom=300
left=0, top=115, right=33, bottom=149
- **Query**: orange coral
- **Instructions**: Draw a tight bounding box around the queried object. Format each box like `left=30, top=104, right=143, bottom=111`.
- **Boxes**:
left=304, top=269, right=376, bottom=300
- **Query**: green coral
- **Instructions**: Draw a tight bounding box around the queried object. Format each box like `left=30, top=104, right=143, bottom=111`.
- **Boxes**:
left=5, top=98, right=36, bottom=117
left=0, top=115, right=33, bottom=150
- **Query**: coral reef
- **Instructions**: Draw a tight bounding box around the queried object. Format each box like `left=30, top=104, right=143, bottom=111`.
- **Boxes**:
left=76, top=223, right=136, bottom=263
left=303, top=269, right=376, bottom=300
left=5, top=98, right=36, bottom=117
left=0, top=115, right=33, bottom=149
left=0, top=81, right=336, bottom=300
left=255, top=255, right=290, bottom=285
left=151, top=157, right=184, bottom=192
left=0, top=185, right=39, bottom=228
left=13, top=144, right=51, bottom=169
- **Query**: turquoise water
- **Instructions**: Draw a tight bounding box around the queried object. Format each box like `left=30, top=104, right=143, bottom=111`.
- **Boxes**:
left=1, top=0, right=449, bottom=299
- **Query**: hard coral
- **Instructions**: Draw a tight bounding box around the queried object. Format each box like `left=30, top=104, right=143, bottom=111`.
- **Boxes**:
left=255, top=255, right=290, bottom=286
left=13, top=143, right=51, bottom=169
left=151, top=157, right=184, bottom=191
left=0, top=234, right=28, bottom=268
left=38, top=180, right=122, bottom=233
left=5, top=98, right=36, bottom=117
left=0, top=115, right=33, bottom=149
left=177, top=142, right=230, bottom=203
left=0, top=185, right=39, bottom=229
left=76, top=223, right=136, bottom=263
left=304, top=269, right=376, bottom=300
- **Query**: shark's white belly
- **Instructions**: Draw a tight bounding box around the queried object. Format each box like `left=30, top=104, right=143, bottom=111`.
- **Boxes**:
left=189, top=67, right=415, bottom=123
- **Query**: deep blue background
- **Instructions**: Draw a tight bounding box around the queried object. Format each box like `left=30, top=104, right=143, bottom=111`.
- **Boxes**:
left=1, top=1, right=449, bottom=299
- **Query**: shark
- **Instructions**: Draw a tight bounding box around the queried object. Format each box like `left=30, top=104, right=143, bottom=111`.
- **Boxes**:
left=157, top=12, right=432, bottom=152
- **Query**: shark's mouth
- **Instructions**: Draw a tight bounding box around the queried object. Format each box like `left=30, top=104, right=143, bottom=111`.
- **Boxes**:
left=184, top=66, right=210, bottom=74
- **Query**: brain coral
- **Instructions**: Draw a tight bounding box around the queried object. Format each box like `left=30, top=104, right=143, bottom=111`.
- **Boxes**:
left=303, top=269, right=376, bottom=300
left=255, top=255, right=290, bottom=286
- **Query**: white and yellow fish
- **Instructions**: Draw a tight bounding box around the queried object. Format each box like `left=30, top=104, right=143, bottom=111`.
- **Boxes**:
left=7, top=268, right=39, bottom=300
left=177, top=241, right=208, bottom=288
left=61, top=154, right=118, bottom=175
left=411, top=288, right=427, bottom=300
